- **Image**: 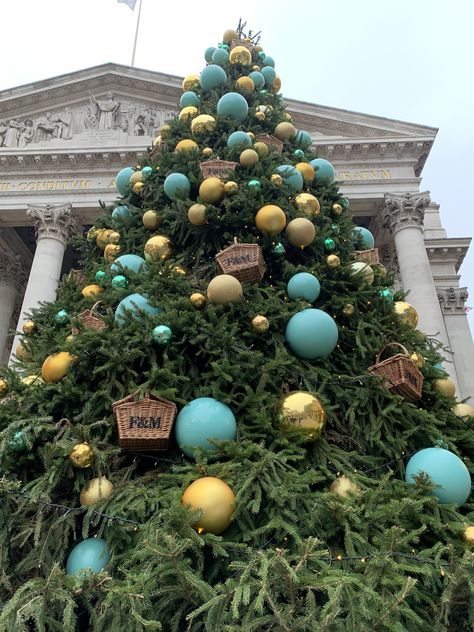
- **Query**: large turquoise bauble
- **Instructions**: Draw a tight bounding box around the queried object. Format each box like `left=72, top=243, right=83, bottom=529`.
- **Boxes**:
left=115, top=167, right=135, bottom=196
left=249, top=71, right=265, bottom=89
left=115, top=293, right=162, bottom=325
left=295, top=130, right=312, bottom=148
left=66, top=538, right=111, bottom=576
left=212, top=47, right=229, bottom=66
left=353, top=226, right=375, bottom=250
left=285, top=309, right=339, bottom=359
left=204, top=46, right=217, bottom=63
left=310, top=158, right=335, bottom=184
left=263, top=55, right=275, bottom=68
left=405, top=447, right=471, bottom=506
left=200, top=64, right=227, bottom=92
left=275, top=165, right=304, bottom=192
left=261, top=66, right=276, bottom=86
left=175, top=397, right=237, bottom=459
left=164, top=173, right=191, bottom=201
left=217, top=92, right=249, bottom=122
left=111, top=254, right=147, bottom=275
left=141, top=166, right=153, bottom=178
left=287, top=273, right=321, bottom=303
left=180, top=91, right=201, bottom=108
left=111, top=205, right=130, bottom=223
left=227, top=131, right=252, bottom=150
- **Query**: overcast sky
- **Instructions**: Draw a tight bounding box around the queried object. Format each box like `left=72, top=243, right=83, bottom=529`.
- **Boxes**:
left=1, top=0, right=473, bottom=324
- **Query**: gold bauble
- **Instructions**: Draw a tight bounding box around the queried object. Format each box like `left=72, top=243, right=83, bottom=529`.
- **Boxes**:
left=143, top=209, right=162, bottom=230
left=65, top=334, right=75, bottom=343
left=294, top=193, right=320, bottom=216
left=327, top=254, right=341, bottom=268
left=410, top=352, right=425, bottom=369
left=160, top=124, right=172, bottom=138
left=182, top=476, right=235, bottom=535
left=129, top=171, right=143, bottom=186
left=452, top=403, right=474, bottom=419
left=285, top=218, right=316, bottom=248
left=190, top=292, right=207, bottom=308
left=274, top=122, right=297, bottom=141
left=239, top=148, right=259, bottom=167
left=22, top=320, right=37, bottom=335
left=276, top=391, right=325, bottom=441
left=108, top=231, right=120, bottom=244
left=144, top=235, right=173, bottom=262
left=202, top=147, right=213, bottom=158
left=41, top=351, right=75, bottom=383
left=295, top=162, right=315, bottom=183
left=80, top=477, right=113, bottom=506
left=87, top=226, right=100, bottom=240
left=69, top=442, right=94, bottom=469
left=0, top=378, right=8, bottom=398
left=349, top=262, right=374, bottom=285
left=191, top=114, right=216, bottom=136
left=247, top=132, right=255, bottom=140
left=207, top=274, right=243, bottom=305
left=199, top=177, right=225, bottom=204
left=251, top=315, right=269, bottom=333
left=252, top=65, right=260, bottom=71
left=254, top=45, right=263, bottom=53
left=330, top=475, right=360, bottom=498
left=433, top=378, right=456, bottom=398
left=273, top=75, right=282, bottom=92
left=179, top=106, right=199, bottom=123
left=253, top=141, right=269, bottom=158
left=21, top=374, right=43, bottom=386
left=96, top=228, right=114, bottom=250
left=255, top=204, right=286, bottom=235
left=104, top=243, right=120, bottom=261
left=153, top=134, right=162, bottom=146
left=255, top=111, right=266, bottom=122
left=270, top=174, right=282, bottom=187
left=342, top=303, right=354, bottom=316
left=182, top=74, right=200, bottom=92
left=188, top=203, right=207, bottom=226
left=81, top=284, right=104, bottom=299
left=132, top=181, right=144, bottom=194
left=236, top=76, right=254, bottom=93
left=283, top=113, right=293, bottom=122
left=463, top=525, right=474, bottom=545
left=176, top=139, right=199, bottom=153
left=15, top=341, right=30, bottom=361
left=332, top=203, right=343, bottom=215
left=223, top=28, right=238, bottom=43
left=171, top=265, right=188, bottom=276
left=243, top=37, right=252, bottom=43
left=224, top=180, right=239, bottom=194
left=229, top=45, right=252, bottom=65
left=394, top=301, right=419, bottom=328
left=373, top=263, right=387, bottom=277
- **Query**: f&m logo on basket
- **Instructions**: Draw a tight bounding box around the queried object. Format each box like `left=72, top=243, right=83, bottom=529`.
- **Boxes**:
left=128, top=415, right=162, bottom=429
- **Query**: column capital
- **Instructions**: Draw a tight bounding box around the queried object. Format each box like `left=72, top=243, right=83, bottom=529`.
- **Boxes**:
left=0, top=252, right=27, bottom=291
left=27, top=203, right=78, bottom=244
left=381, top=191, right=431, bottom=234
left=438, top=286, right=469, bottom=314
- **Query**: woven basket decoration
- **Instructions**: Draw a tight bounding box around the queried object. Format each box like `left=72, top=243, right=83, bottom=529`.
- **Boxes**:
left=352, top=248, right=380, bottom=265
left=68, top=269, right=86, bottom=286
left=215, top=239, right=266, bottom=283
left=200, top=159, right=238, bottom=181
left=113, top=392, right=177, bottom=451
left=230, top=38, right=254, bottom=52
left=255, top=134, right=284, bottom=154
left=71, top=301, right=106, bottom=335
left=368, top=342, right=423, bottom=401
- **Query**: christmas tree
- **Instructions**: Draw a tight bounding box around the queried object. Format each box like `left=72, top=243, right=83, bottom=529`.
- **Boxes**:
left=0, top=23, right=473, bottom=632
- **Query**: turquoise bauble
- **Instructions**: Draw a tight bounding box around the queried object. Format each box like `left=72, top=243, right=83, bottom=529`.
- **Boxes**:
left=324, top=238, right=336, bottom=251
left=261, top=66, right=276, bottom=86
left=405, top=447, right=471, bottom=506
left=295, top=130, right=312, bottom=148
left=55, top=309, right=68, bottom=324
left=310, top=158, right=336, bottom=184
left=141, top=166, right=153, bottom=178
left=294, top=149, right=305, bottom=160
left=353, top=226, right=375, bottom=250
left=115, top=167, right=135, bottom=196
left=248, top=179, right=261, bottom=189
left=175, top=397, right=237, bottom=459
left=285, top=309, right=339, bottom=359
left=212, top=47, right=229, bottom=66
left=249, top=71, right=265, bottom=89
left=275, top=165, right=304, bottom=192
left=115, top=293, right=162, bottom=325
left=66, top=538, right=111, bottom=576
left=217, top=92, right=249, bottom=122
left=227, top=131, right=252, bottom=150
left=287, top=272, right=321, bottom=303
left=152, top=324, right=172, bottom=345
left=111, top=254, right=147, bottom=275
left=95, top=270, right=107, bottom=284
left=111, top=274, right=128, bottom=289
left=204, top=46, right=217, bottom=63
left=180, top=91, right=201, bottom=108
left=9, top=431, right=26, bottom=453
left=112, top=205, right=130, bottom=223
left=164, top=173, right=191, bottom=201
left=263, top=55, right=275, bottom=68
left=379, top=288, right=393, bottom=301
left=200, top=64, right=227, bottom=92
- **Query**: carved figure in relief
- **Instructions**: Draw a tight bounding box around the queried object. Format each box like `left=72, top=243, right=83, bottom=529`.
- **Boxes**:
left=18, top=120, right=34, bottom=147
left=82, top=104, right=98, bottom=130
left=0, top=121, right=7, bottom=147
left=88, top=91, right=120, bottom=130
left=56, top=107, right=73, bottom=140
left=134, top=114, right=147, bottom=136
left=3, top=120, right=21, bottom=147
left=34, top=113, right=57, bottom=143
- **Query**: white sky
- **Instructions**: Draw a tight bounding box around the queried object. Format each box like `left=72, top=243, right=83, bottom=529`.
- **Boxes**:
left=1, top=0, right=474, bottom=324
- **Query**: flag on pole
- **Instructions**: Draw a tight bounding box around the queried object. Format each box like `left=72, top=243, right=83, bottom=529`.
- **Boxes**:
left=118, top=0, right=137, bottom=10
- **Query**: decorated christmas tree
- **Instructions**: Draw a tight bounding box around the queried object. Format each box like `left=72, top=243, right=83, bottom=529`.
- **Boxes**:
left=0, top=23, right=473, bottom=631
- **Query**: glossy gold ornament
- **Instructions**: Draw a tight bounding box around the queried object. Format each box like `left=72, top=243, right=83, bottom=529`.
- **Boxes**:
left=251, top=315, right=269, bottom=333
left=273, top=75, right=282, bottom=91
left=202, top=147, right=213, bottom=158
left=191, top=114, right=216, bottom=135
left=222, top=28, right=238, bottom=43
left=433, top=378, right=456, bottom=398
left=207, top=274, right=243, bottom=305
left=255, top=111, right=266, bottom=122
left=327, top=254, right=341, bottom=268
left=22, top=320, right=37, bottom=335
left=274, top=122, right=297, bottom=140
left=270, top=173, right=283, bottom=186
left=0, top=378, right=8, bottom=398
left=295, top=162, right=315, bottom=183
left=65, top=334, right=75, bottom=343
left=182, top=476, right=235, bottom=535
left=239, top=148, right=259, bottom=167
left=190, top=292, right=206, bottom=308
left=96, top=228, right=114, bottom=250
left=229, top=45, right=252, bottom=65
left=253, top=141, right=269, bottom=157
left=179, top=106, right=199, bottom=123
left=132, top=181, right=144, bottom=194
left=410, top=351, right=425, bottom=369
left=224, top=181, right=239, bottom=194
left=70, top=442, right=94, bottom=469
left=332, top=203, right=343, bottom=215
left=87, top=226, right=100, bottom=240
left=144, top=235, right=173, bottom=262
left=286, top=218, right=316, bottom=248
left=199, top=177, right=225, bottom=204
left=283, top=113, right=293, bottom=122
left=182, top=74, right=200, bottom=92
left=254, top=45, right=263, bottom=53
left=330, top=475, right=360, bottom=498
left=80, top=476, right=113, bottom=506
left=42, top=351, right=75, bottom=383
left=236, top=76, right=254, bottom=93
left=294, top=193, right=320, bottom=216
left=255, top=204, right=286, bottom=235
left=108, top=231, right=120, bottom=244
left=142, top=210, right=162, bottom=230
left=176, top=138, right=199, bottom=153
left=452, top=402, right=474, bottom=419
left=373, top=263, right=387, bottom=277
left=171, top=265, right=188, bottom=276
left=81, top=284, right=104, bottom=299
left=15, top=341, right=30, bottom=361
left=342, top=303, right=354, bottom=316
left=276, top=391, right=325, bottom=441
left=129, top=170, right=143, bottom=186
left=188, top=203, right=207, bottom=226
left=21, top=374, right=43, bottom=386
left=463, top=525, right=474, bottom=544
left=394, top=301, right=419, bottom=328
left=104, top=243, right=120, bottom=261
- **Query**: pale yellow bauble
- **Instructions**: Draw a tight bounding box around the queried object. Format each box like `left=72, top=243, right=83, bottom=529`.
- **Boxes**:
left=255, top=111, right=266, bottom=122
left=285, top=218, right=316, bottom=248
left=295, top=162, right=315, bottom=183
left=108, top=231, right=120, bottom=244
left=191, top=114, right=216, bottom=136
left=294, top=193, right=320, bottom=216
left=176, top=139, right=199, bottom=153
left=327, top=255, right=341, bottom=268
left=182, top=74, right=200, bottom=92
left=330, top=475, right=360, bottom=498
left=255, top=204, right=286, bottom=235
left=274, top=122, right=297, bottom=141
left=239, top=149, right=259, bottom=167
left=190, top=292, right=207, bottom=308
left=188, top=203, right=207, bottom=226
left=222, top=28, right=238, bottom=43
left=273, top=75, right=282, bottom=91
left=202, top=147, right=213, bottom=158
left=160, top=124, right=172, bottom=138
left=207, top=274, right=243, bottom=305
left=80, top=477, right=113, bottom=506
left=41, top=351, right=75, bottom=383
left=253, top=141, right=269, bottom=158
left=142, top=210, right=162, bottom=230
left=129, top=171, right=143, bottom=186
left=349, top=262, right=374, bottom=285
left=21, top=374, right=43, bottom=386
left=235, top=76, right=254, bottom=93
left=179, top=106, right=198, bottom=123
left=224, top=181, right=238, bottom=194
left=132, top=182, right=144, bottom=194
left=229, top=46, right=252, bottom=65
left=463, top=526, right=474, bottom=545
left=199, top=177, right=225, bottom=204
left=410, top=352, right=425, bottom=369
left=182, top=476, right=235, bottom=535
left=433, top=378, right=456, bottom=398
left=81, top=284, right=104, bottom=299
left=452, top=403, right=474, bottom=419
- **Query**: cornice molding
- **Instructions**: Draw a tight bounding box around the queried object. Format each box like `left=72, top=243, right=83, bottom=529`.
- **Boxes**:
left=426, top=238, right=471, bottom=272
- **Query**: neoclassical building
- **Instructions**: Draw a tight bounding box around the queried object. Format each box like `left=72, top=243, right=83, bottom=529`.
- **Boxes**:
left=0, top=63, right=472, bottom=401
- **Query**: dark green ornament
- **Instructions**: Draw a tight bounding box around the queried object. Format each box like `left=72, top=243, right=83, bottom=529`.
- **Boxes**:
left=248, top=179, right=261, bottom=189
left=111, top=275, right=128, bottom=289
left=152, top=325, right=173, bottom=345
left=324, top=238, right=336, bottom=251
left=294, top=149, right=305, bottom=160
left=331, top=224, right=340, bottom=234
left=379, top=287, right=394, bottom=301
left=219, top=43, right=229, bottom=50
left=9, top=430, right=26, bottom=453
left=95, top=270, right=107, bottom=284
left=55, top=309, right=68, bottom=324
left=340, top=198, right=350, bottom=209
left=272, top=242, right=286, bottom=256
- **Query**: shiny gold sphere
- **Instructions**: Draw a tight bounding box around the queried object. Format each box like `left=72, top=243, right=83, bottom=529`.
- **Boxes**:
left=251, top=315, right=269, bottom=333
left=239, top=148, right=259, bottom=167
left=202, top=147, right=213, bottom=158
left=188, top=203, right=207, bottom=226
left=349, top=262, right=374, bottom=285
left=70, top=442, right=94, bottom=469
left=191, top=114, right=216, bottom=136
left=373, top=263, right=387, bottom=277
left=80, top=477, right=113, bottom=506
left=332, top=203, right=343, bottom=215
left=255, top=111, right=266, bottom=122
left=229, top=45, right=252, bottom=65
left=270, top=173, right=283, bottom=186
left=21, top=374, right=43, bottom=386
left=182, top=476, right=235, bottom=535
left=176, top=138, right=199, bottom=153
left=129, top=170, right=143, bottom=186
left=283, top=113, right=293, bottom=122
left=179, top=106, right=199, bottom=123
left=65, top=334, right=75, bottom=344
left=42, top=351, right=75, bottom=383
left=224, top=180, right=239, bottom=194
left=243, top=37, right=252, bottom=43
left=222, top=28, right=238, bottom=43
left=81, top=284, right=104, bottom=299
left=452, top=403, right=474, bottom=419
left=276, top=391, right=325, bottom=441
left=14, top=342, right=30, bottom=361
left=87, top=226, right=100, bottom=240
left=96, top=228, right=114, bottom=250
left=132, top=181, right=144, bottom=194
left=410, top=351, right=425, bottom=369
left=0, top=378, right=9, bottom=398
left=253, top=141, right=269, bottom=158
left=142, top=210, right=162, bottom=230
left=433, top=378, right=456, bottom=398
left=190, top=292, right=207, bottom=308
left=22, top=320, right=37, bottom=335
left=171, top=265, right=188, bottom=276
left=342, top=303, right=354, bottom=316
left=182, top=74, right=200, bottom=92
left=254, top=45, right=263, bottom=53
left=286, top=218, right=316, bottom=248
left=273, top=75, right=282, bottom=91
left=295, top=162, right=315, bottom=183
left=463, top=525, right=474, bottom=545
left=144, top=235, right=173, bottom=262
left=255, top=204, right=286, bottom=235
left=236, top=76, right=255, bottom=93
left=207, top=274, right=243, bottom=305
left=327, top=254, right=341, bottom=268
left=199, top=177, right=225, bottom=204
left=160, top=124, right=172, bottom=138
left=294, top=193, right=320, bottom=216
left=153, top=134, right=162, bottom=147
left=274, top=122, right=297, bottom=141
left=104, top=243, right=120, bottom=261
left=394, top=301, right=419, bottom=328
left=108, top=231, right=120, bottom=244
left=330, top=475, right=360, bottom=498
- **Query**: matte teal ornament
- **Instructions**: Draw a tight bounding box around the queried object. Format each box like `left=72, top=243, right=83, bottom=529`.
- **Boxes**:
left=200, top=64, right=227, bottom=92
left=217, top=92, right=249, bottom=122
left=287, top=272, right=320, bottom=303
left=285, top=309, right=339, bottom=359
left=164, top=173, right=191, bottom=201
left=247, top=179, right=261, bottom=189
left=340, top=197, right=350, bottom=209
left=112, top=205, right=130, bottom=223
left=295, top=130, right=312, bottom=148
left=180, top=91, right=201, bottom=108
left=111, top=275, right=128, bottom=289
left=111, top=254, right=147, bottom=275
left=55, top=309, right=68, bottom=324
left=261, top=66, right=276, bottom=86
left=9, top=431, right=26, bottom=453
left=141, top=166, right=153, bottom=178
left=405, top=447, right=471, bottom=506
left=249, top=71, right=265, bottom=89
left=379, top=287, right=393, bottom=301
left=115, top=167, right=134, bottom=196
left=95, top=270, right=107, bottom=284
left=262, top=55, right=275, bottom=68
left=324, top=238, right=336, bottom=251
left=115, top=293, right=162, bottom=326
left=275, top=165, right=304, bottom=192
left=204, top=46, right=217, bottom=63
left=294, top=149, right=305, bottom=160
left=227, top=131, right=252, bottom=150
left=152, top=324, right=173, bottom=345
left=66, top=538, right=111, bottom=576
left=331, top=224, right=340, bottom=234
left=175, top=396, right=237, bottom=459
left=353, top=226, right=375, bottom=249
left=309, top=158, right=335, bottom=184
left=212, top=47, right=229, bottom=66
left=272, top=242, right=286, bottom=256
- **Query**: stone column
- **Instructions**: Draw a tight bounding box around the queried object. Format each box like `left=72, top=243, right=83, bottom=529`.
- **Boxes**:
left=0, top=253, right=27, bottom=363
left=9, top=204, right=77, bottom=363
left=381, top=192, right=460, bottom=391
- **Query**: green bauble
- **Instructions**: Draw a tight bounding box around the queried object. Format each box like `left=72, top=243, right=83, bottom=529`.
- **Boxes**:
left=324, top=238, right=336, bottom=251
left=272, top=242, right=286, bottom=256
left=55, top=309, right=68, bottom=324
left=152, top=325, right=173, bottom=345
left=248, top=179, right=261, bottom=189
left=294, top=149, right=305, bottom=160
left=95, top=270, right=107, bottom=284
left=111, top=275, right=129, bottom=289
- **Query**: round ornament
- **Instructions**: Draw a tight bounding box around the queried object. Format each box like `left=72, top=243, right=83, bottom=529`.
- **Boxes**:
left=21, top=374, right=43, bottom=386
left=405, top=447, right=471, bottom=506
left=96, top=229, right=114, bottom=250
left=204, top=46, right=217, bottom=63
left=190, top=292, right=206, bottom=308
left=342, top=303, right=354, bottom=316
left=410, top=351, right=425, bottom=369
left=222, top=28, right=238, bottom=43
left=394, top=301, right=419, bottom=328
left=164, top=173, right=191, bottom=201
left=42, top=351, right=75, bottom=383
left=69, top=442, right=93, bottom=468
left=176, top=139, right=199, bottom=153
left=115, top=293, right=162, bottom=325
left=330, top=476, right=360, bottom=498
left=9, top=431, right=26, bottom=453
left=104, top=243, right=120, bottom=261
left=111, top=274, right=128, bottom=289
left=324, top=238, right=336, bottom=251
left=295, top=162, right=315, bottom=182
left=287, top=272, right=320, bottom=303
left=152, top=324, right=173, bottom=345
left=285, top=308, right=339, bottom=359
left=310, top=158, right=336, bottom=184
left=202, top=147, right=213, bottom=157
left=207, top=274, right=243, bottom=305
left=212, top=47, right=229, bottom=66
left=261, top=66, right=276, bottom=86
left=275, top=165, right=304, bottom=192
left=247, top=179, right=261, bottom=189
left=111, top=254, right=147, bottom=275
left=235, top=76, right=254, bottom=93
left=224, top=180, right=238, bottom=194
left=251, top=315, right=269, bottom=332
left=80, top=477, right=113, bottom=506
left=379, top=287, right=394, bottom=301
left=255, top=205, right=286, bottom=235
left=180, top=91, right=201, bottom=108
left=160, top=124, right=171, bottom=138
left=229, top=45, right=252, bottom=65
left=463, top=526, right=474, bottom=545
left=248, top=71, right=265, bottom=89
left=227, top=130, right=252, bottom=150
left=239, top=148, right=259, bottom=167
left=108, top=231, right=120, bottom=244
left=188, top=203, right=207, bottom=226
left=22, top=320, right=37, bottom=335
left=452, top=403, right=474, bottom=419
left=115, top=167, right=135, bottom=196
left=286, top=218, right=316, bottom=248
left=349, top=262, right=374, bottom=285
left=353, top=226, right=375, bottom=250
left=0, top=378, right=9, bottom=397
left=87, top=226, right=100, bottom=240
left=55, top=309, right=69, bottom=324
left=217, top=92, right=249, bottom=122
left=253, top=141, right=269, bottom=157
left=66, top=538, right=110, bottom=576
left=129, top=171, right=143, bottom=186
left=274, top=122, right=297, bottom=141
left=199, top=177, right=225, bottom=204
left=273, top=75, right=282, bottom=91
left=14, top=342, right=30, bottom=361
left=295, top=130, right=312, bottom=148
left=262, top=55, right=275, bottom=67
left=142, top=210, right=162, bottom=230
left=143, top=166, right=153, bottom=179
left=144, top=235, right=172, bottom=262
left=255, top=111, right=265, bottom=122
left=270, top=174, right=283, bottom=186
left=182, top=74, right=200, bottom=92
left=182, top=477, right=235, bottom=535
left=433, top=378, right=456, bottom=398
left=294, top=149, right=305, bottom=160
left=276, top=391, right=325, bottom=441
left=81, top=284, right=104, bottom=298
left=132, top=182, right=144, bottom=194
left=332, top=203, right=343, bottom=215
left=200, top=64, right=227, bottom=92
left=179, top=106, right=198, bottom=123
left=191, top=114, right=216, bottom=135
left=112, top=205, right=130, bottom=223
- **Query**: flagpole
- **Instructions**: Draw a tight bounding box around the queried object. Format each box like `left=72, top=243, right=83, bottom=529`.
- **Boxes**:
left=131, top=0, right=143, bottom=67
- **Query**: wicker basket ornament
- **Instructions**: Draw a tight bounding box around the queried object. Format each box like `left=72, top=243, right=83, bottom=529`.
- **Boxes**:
left=352, top=248, right=380, bottom=265
left=215, top=238, right=266, bottom=283
left=200, top=158, right=238, bottom=180
left=71, top=301, right=106, bottom=335
left=255, top=134, right=284, bottom=154
left=68, top=268, right=86, bottom=286
left=230, top=38, right=254, bottom=52
left=113, top=392, right=177, bottom=451
left=368, top=342, right=423, bottom=401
